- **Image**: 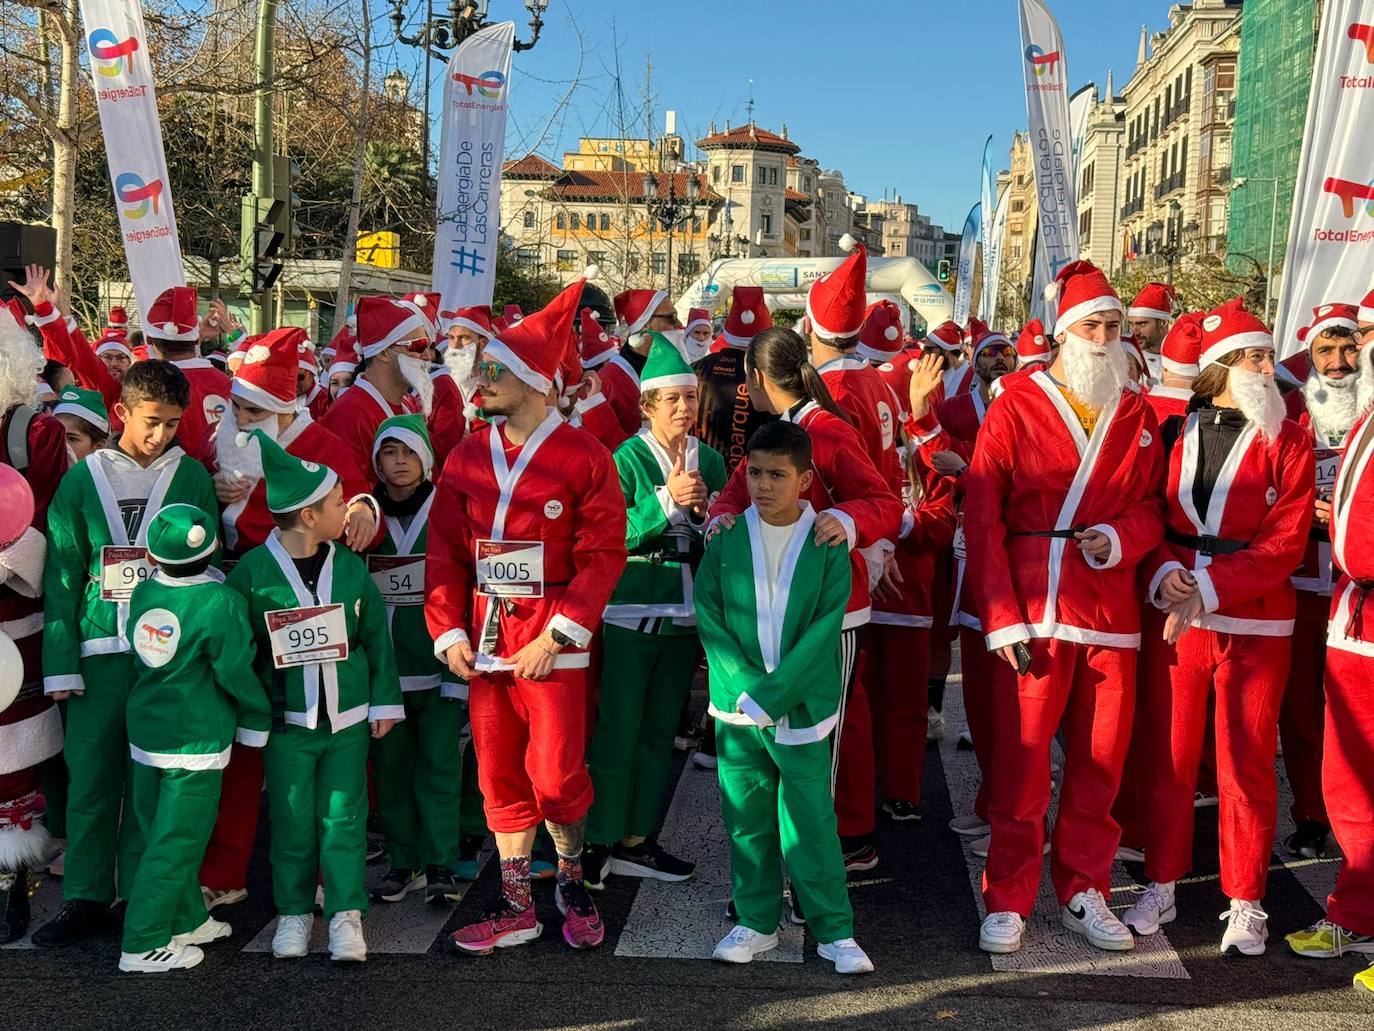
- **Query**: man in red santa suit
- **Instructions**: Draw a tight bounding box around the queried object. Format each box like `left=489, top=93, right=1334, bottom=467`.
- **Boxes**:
left=694, top=286, right=774, bottom=472
left=142, top=286, right=232, bottom=464
left=296, top=337, right=331, bottom=422
left=963, top=260, right=1165, bottom=956
left=322, top=295, right=430, bottom=474
left=438, top=304, right=493, bottom=437
left=614, top=288, right=681, bottom=375
left=426, top=278, right=627, bottom=954
left=683, top=307, right=712, bottom=364
left=1128, top=281, right=1177, bottom=382
left=196, top=326, right=379, bottom=910
left=578, top=306, right=641, bottom=441
left=907, top=326, right=1016, bottom=472
left=1144, top=312, right=1203, bottom=423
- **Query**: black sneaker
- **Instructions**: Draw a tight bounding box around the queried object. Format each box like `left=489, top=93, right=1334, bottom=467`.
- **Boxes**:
left=31, top=898, right=114, bottom=948
left=882, top=799, right=923, bottom=822
left=609, top=840, right=695, bottom=882
left=725, top=898, right=738, bottom=920
left=0, top=870, right=30, bottom=945
left=582, top=843, right=612, bottom=892
left=787, top=889, right=806, bottom=926
left=365, top=831, right=387, bottom=862
left=425, top=865, right=463, bottom=903
left=1285, top=820, right=1330, bottom=860
left=842, top=844, right=879, bottom=873
left=371, top=868, right=426, bottom=902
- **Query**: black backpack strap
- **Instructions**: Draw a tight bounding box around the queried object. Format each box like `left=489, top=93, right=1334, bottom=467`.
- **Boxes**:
left=5, top=403, right=35, bottom=472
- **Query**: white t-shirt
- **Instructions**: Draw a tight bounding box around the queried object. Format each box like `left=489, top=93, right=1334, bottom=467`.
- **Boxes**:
left=758, top=517, right=801, bottom=603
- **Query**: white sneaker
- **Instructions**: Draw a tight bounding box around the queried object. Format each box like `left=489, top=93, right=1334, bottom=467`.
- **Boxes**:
left=1194, top=791, right=1219, bottom=808
left=271, top=913, right=313, bottom=958
left=329, top=909, right=367, bottom=962
left=1114, top=845, right=1146, bottom=863
left=691, top=751, right=718, bottom=771
left=1219, top=898, right=1268, bottom=957
left=712, top=924, right=778, bottom=964
left=818, top=937, right=874, bottom=974
left=948, top=814, right=991, bottom=837
left=118, top=941, right=204, bottom=973
left=1122, top=881, right=1176, bottom=935
left=1062, top=889, right=1134, bottom=951
left=979, top=911, right=1025, bottom=954
left=927, top=707, right=945, bottom=741
left=200, top=886, right=247, bottom=911
left=173, top=916, right=232, bottom=946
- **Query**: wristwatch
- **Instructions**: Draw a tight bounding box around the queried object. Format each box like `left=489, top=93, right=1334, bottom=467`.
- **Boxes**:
left=548, top=628, right=576, bottom=649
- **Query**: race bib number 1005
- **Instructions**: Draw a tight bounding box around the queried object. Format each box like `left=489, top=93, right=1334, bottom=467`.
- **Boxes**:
left=475, top=540, right=545, bottom=598
left=264, top=604, right=348, bottom=669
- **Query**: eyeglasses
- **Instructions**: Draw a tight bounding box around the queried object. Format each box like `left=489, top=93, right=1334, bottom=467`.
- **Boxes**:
left=476, top=360, right=507, bottom=383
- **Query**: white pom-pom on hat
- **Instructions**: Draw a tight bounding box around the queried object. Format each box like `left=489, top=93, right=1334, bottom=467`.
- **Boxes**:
left=186, top=525, right=207, bottom=548
left=1043, top=281, right=1059, bottom=303
left=584, top=263, right=600, bottom=280
left=414, top=295, right=428, bottom=307
left=884, top=325, right=899, bottom=341
left=838, top=233, right=857, bottom=253
left=163, top=322, right=178, bottom=334
left=741, top=310, right=755, bottom=325
left=235, top=431, right=250, bottom=447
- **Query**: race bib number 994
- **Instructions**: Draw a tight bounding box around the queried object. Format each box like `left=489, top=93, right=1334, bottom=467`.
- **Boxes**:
left=100, top=546, right=153, bottom=602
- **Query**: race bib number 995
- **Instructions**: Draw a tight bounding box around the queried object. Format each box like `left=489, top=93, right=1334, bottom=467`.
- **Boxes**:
left=264, top=604, right=348, bottom=669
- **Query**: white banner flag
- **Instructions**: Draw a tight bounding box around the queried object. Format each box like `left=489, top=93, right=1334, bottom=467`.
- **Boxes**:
left=78, top=0, right=185, bottom=324
left=982, top=185, right=1011, bottom=327
left=432, top=22, right=514, bottom=312
left=1019, top=0, right=1078, bottom=289
left=979, top=135, right=995, bottom=308
left=954, top=203, right=981, bottom=326
left=1274, top=0, right=1374, bottom=357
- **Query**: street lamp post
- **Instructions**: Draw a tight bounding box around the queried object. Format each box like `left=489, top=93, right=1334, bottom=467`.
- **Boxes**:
left=1232, top=176, right=1280, bottom=324
left=643, top=170, right=699, bottom=297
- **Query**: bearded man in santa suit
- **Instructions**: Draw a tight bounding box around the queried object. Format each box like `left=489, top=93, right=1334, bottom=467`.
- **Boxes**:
left=577, top=306, right=641, bottom=442
left=614, top=288, right=682, bottom=375
left=322, top=295, right=431, bottom=475
left=694, top=286, right=774, bottom=472
left=963, top=260, right=1164, bottom=957
left=427, top=278, right=626, bottom=954
left=1128, top=281, right=1177, bottom=381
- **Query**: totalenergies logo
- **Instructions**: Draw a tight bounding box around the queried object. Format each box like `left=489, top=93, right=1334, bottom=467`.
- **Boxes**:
left=140, top=622, right=174, bottom=642
left=1349, top=23, right=1374, bottom=63
left=1025, top=44, right=1060, bottom=78
left=1322, top=177, right=1374, bottom=219
left=115, top=172, right=163, bottom=219
left=452, top=69, right=505, bottom=98
left=88, top=28, right=139, bottom=77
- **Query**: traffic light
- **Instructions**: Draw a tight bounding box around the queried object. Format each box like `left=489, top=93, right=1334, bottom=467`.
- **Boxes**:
left=241, top=193, right=283, bottom=296
left=937, top=258, right=951, bottom=283
left=272, top=155, right=301, bottom=248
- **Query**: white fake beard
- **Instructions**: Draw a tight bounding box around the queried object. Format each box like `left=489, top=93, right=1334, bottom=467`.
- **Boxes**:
left=1229, top=366, right=1286, bottom=441
left=215, top=409, right=277, bottom=483
left=1303, top=369, right=1360, bottom=443
left=398, top=353, right=434, bottom=416
left=443, top=343, right=479, bottom=405
left=1060, top=331, right=1129, bottom=410
left=0, top=311, right=42, bottom=411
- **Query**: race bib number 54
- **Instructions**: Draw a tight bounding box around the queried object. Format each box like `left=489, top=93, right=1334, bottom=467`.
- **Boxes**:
left=368, top=555, right=424, bottom=606
left=264, top=604, right=348, bottom=669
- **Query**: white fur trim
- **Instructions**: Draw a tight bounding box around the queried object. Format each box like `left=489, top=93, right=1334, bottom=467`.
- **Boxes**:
left=1054, top=296, right=1125, bottom=337
left=1080, top=522, right=1122, bottom=570
left=53, top=400, right=109, bottom=434
left=0, top=821, right=53, bottom=870
left=0, top=706, right=63, bottom=775
left=1127, top=307, right=1172, bottom=321
left=372, top=425, right=434, bottom=478
left=432, top=627, right=470, bottom=660
left=481, top=338, right=552, bottom=394
left=235, top=727, right=268, bottom=747
left=1161, top=356, right=1200, bottom=377
left=230, top=377, right=298, bottom=415
left=548, top=614, right=592, bottom=649
left=95, top=340, right=133, bottom=359
left=1199, top=330, right=1274, bottom=370
left=640, top=372, right=698, bottom=393
left=624, top=290, right=669, bottom=337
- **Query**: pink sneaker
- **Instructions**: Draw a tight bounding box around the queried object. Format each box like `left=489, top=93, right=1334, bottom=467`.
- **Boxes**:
left=555, top=881, right=605, bottom=949
left=449, top=900, right=543, bottom=955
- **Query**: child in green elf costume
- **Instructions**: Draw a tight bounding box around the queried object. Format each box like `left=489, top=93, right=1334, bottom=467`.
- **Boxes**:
left=226, top=429, right=404, bottom=963
left=695, top=420, right=874, bottom=975
left=52, top=385, right=110, bottom=460
left=366, top=414, right=466, bottom=904
left=584, top=334, right=726, bottom=887
left=36, top=361, right=218, bottom=950
left=118, top=503, right=269, bottom=973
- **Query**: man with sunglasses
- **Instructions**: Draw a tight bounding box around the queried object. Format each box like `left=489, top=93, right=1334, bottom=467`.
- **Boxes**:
left=614, top=289, right=683, bottom=375
left=426, top=278, right=627, bottom=955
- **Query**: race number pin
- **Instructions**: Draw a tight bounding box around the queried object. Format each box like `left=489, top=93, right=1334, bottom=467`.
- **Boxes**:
left=544, top=500, right=564, bottom=519
left=1266, top=487, right=1278, bottom=505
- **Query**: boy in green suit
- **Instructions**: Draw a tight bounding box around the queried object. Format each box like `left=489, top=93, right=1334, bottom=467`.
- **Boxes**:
left=585, top=335, right=726, bottom=886
left=366, top=414, right=466, bottom=904
left=119, top=504, right=269, bottom=973
left=227, top=429, right=404, bottom=962
left=36, top=361, right=219, bottom=949
left=695, top=420, right=874, bottom=974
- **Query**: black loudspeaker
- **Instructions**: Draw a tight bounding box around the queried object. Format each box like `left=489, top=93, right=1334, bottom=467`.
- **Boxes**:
left=0, top=222, right=58, bottom=301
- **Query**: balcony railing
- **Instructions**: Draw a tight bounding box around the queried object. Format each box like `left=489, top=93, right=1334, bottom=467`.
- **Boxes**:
left=1120, top=197, right=1145, bottom=220
left=1153, top=171, right=1186, bottom=200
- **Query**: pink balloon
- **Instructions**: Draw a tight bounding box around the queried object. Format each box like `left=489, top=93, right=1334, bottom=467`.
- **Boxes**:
left=0, top=464, right=35, bottom=551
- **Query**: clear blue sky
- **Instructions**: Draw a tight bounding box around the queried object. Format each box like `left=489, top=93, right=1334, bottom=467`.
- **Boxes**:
left=399, top=0, right=1162, bottom=232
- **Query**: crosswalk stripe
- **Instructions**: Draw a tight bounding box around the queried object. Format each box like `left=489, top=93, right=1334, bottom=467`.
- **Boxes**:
left=939, top=671, right=1190, bottom=978
left=614, top=756, right=804, bottom=963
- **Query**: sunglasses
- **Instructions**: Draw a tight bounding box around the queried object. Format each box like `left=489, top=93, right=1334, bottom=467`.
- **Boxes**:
left=978, top=343, right=1017, bottom=360
left=476, top=360, right=507, bottom=383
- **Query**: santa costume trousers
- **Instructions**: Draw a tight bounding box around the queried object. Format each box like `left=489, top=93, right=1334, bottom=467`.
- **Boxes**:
left=371, top=691, right=465, bottom=871
left=1324, top=646, right=1374, bottom=936
left=983, top=638, right=1135, bottom=917
left=263, top=721, right=369, bottom=918
left=863, top=623, right=930, bottom=805
left=121, top=764, right=221, bottom=952
left=62, top=654, right=141, bottom=904
left=199, top=742, right=264, bottom=891
left=586, top=626, right=699, bottom=846
left=716, top=721, right=853, bottom=943
left=1136, top=628, right=1288, bottom=900
left=830, top=630, right=873, bottom=839
left=468, top=668, right=593, bottom=834
left=959, top=625, right=994, bottom=822
left=1280, top=592, right=1329, bottom=827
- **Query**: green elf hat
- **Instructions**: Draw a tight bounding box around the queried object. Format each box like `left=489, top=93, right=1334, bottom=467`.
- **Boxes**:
left=372, top=413, right=435, bottom=480
left=638, top=332, right=698, bottom=394
left=53, top=386, right=109, bottom=435
left=238, top=427, right=338, bottom=513
left=146, top=503, right=218, bottom=565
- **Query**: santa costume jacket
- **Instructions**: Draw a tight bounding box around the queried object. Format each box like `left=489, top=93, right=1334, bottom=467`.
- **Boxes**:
left=321, top=377, right=418, bottom=480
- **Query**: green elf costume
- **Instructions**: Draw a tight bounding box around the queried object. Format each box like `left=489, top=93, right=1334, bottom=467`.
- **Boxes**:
left=52, top=385, right=110, bottom=440
left=693, top=501, right=854, bottom=944
left=586, top=336, right=726, bottom=876
left=367, top=414, right=465, bottom=900
left=43, top=441, right=217, bottom=913
left=119, top=504, right=269, bottom=973
left=226, top=430, right=404, bottom=928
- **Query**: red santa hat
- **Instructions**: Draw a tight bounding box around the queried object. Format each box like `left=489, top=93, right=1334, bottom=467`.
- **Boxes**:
left=579, top=306, right=619, bottom=368
left=1119, top=330, right=1147, bottom=375
left=684, top=307, right=711, bottom=335
left=972, top=325, right=1013, bottom=356
left=1160, top=311, right=1204, bottom=377
left=107, top=305, right=129, bottom=330
left=1046, top=260, right=1123, bottom=337
left=924, top=320, right=963, bottom=353
left=329, top=333, right=360, bottom=376
left=399, top=291, right=441, bottom=341
left=1015, top=319, right=1051, bottom=363
left=298, top=338, right=319, bottom=374
left=614, top=289, right=669, bottom=338
left=232, top=326, right=310, bottom=413
left=445, top=305, right=494, bottom=339
left=1197, top=297, right=1272, bottom=370
left=1359, top=288, right=1374, bottom=327
left=322, top=323, right=353, bottom=362
left=720, top=286, right=772, bottom=348
left=805, top=234, right=867, bottom=340
left=503, top=304, right=524, bottom=325
left=356, top=295, right=431, bottom=359
left=1304, top=302, right=1360, bottom=342
left=962, top=316, right=989, bottom=347
left=95, top=331, right=133, bottom=360
left=857, top=299, right=905, bottom=362
left=3, top=297, right=29, bottom=328
left=146, top=286, right=200, bottom=342
left=484, top=279, right=584, bottom=394
left=1128, top=282, right=1177, bottom=321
